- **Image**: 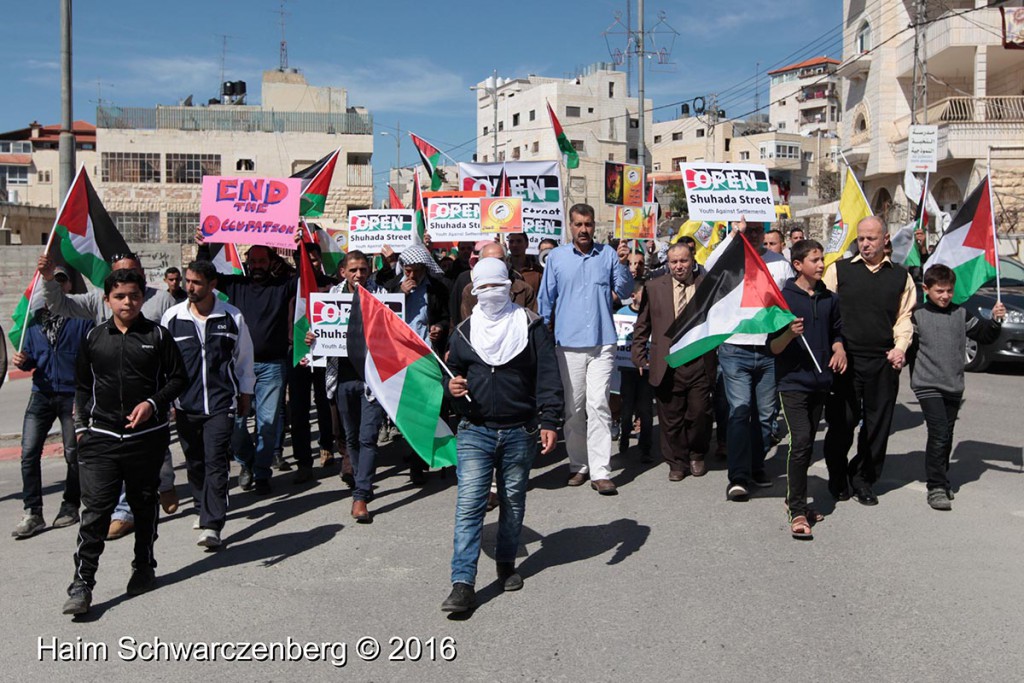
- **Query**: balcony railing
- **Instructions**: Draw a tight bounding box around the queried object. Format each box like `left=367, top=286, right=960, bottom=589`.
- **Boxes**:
left=97, top=105, right=373, bottom=135
left=893, top=96, right=1024, bottom=140
left=346, top=165, right=373, bottom=187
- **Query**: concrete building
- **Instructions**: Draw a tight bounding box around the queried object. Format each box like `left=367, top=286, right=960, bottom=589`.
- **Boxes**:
left=768, top=57, right=842, bottom=137
left=472, top=64, right=652, bottom=227
left=94, top=69, right=373, bottom=244
left=839, top=0, right=1024, bottom=234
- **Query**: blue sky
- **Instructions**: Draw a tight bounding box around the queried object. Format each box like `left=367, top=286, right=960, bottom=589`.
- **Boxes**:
left=2, top=0, right=840, bottom=201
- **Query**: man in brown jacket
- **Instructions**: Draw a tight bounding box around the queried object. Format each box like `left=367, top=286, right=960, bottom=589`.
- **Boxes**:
left=632, top=242, right=716, bottom=481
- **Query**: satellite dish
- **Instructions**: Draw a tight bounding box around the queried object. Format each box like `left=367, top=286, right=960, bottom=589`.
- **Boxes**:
left=183, top=95, right=193, bottom=107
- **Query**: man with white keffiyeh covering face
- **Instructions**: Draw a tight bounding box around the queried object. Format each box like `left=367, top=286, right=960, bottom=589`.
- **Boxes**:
left=439, top=257, right=564, bottom=614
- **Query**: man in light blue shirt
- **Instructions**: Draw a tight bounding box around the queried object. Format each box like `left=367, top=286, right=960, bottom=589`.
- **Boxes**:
left=538, top=203, right=633, bottom=494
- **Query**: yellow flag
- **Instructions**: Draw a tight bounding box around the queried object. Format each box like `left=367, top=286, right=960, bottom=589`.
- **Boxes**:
left=823, top=167, right=872, bottom=268
left=674, top=220, right=726, bottom=264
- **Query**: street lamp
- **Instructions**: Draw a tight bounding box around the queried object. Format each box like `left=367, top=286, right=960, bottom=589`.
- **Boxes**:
left=470, top=71, right=502, bottom=161
left=378, top=121, right=400, bottom=170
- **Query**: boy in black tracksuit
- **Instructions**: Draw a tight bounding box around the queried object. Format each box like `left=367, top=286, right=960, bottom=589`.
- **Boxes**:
left=769, top=240, right=846, bottom=540
left=63, top=270, right=188, bottom=616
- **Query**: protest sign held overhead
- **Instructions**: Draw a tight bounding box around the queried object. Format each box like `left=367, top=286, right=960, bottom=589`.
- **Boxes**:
left=481, top=197, right=523, bottom=233
left=308, top=292, right=404, bottom=357
left=679, top=162, right=776, bottom=223
left=458, top=161, right=565, bottom=252
left=348, top=209, right=416, bottom=253
left=200, top=176, right=302, bottom=249
left=604, top=161, right=644, bottom=207
left=425, top=197, right=484, bottom=242
left=615, top=204, right=657, bottom=240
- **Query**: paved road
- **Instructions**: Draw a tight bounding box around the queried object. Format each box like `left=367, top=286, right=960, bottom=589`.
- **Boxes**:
left=1, top=369, right=1022, bottom=681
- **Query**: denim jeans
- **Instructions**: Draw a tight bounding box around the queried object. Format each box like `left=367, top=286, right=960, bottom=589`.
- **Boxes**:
left=20, top=391, right=79, bottom=513
left=232, top=359, right=288, bottom=481
left=451, top=421, right=538, bottom=586
left=336, top=381, right=386, bottom=502
left=718, top=344, right=777, bottom=485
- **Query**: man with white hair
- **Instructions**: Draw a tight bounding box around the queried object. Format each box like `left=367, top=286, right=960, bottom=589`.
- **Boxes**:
left=442, top=257, right=563, bottom=613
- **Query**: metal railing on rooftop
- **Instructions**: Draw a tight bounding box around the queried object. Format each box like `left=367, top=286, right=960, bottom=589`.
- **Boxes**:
left=96, top=105, right=372, bottom=135
left=892, top=96, right=1024, bottom=140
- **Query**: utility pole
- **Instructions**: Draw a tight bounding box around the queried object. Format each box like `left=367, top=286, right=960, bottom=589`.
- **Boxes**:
left=58, top=0, right=75, bottom=198
left=470, top=71, right=500, bottom=161
left=277, top=0, right=289, bottom=71
left=910, top=0, right=928, bottom=124
left=754, top=61, right=760, bottom=116
left=636, top=0, right=646, bottom=170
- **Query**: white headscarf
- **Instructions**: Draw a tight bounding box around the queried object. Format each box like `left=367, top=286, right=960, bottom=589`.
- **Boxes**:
left=469, top=258, right=529, bottom=366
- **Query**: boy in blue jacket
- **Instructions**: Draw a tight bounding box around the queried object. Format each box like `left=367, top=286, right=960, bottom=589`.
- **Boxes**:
left=769, top=240, right=847, bottom=540
left=11, top=268, right=93, bottom=539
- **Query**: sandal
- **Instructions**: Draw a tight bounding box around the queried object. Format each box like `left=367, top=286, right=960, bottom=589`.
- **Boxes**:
left=791, top=515, right=813, bottom=540
left=784, top=501, right=825, bottom=525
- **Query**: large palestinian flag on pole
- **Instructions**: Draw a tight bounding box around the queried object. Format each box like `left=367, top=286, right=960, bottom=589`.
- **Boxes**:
left=292, top=240, right=318, bottom=367
left=408, top=132, right=444, bottom=191
left=411, top=170, right=427, bottom=242
left=291, top=148, right=341, bottom=217
left=347, top=285, right=457, bottom=468
left=546, top=102, right=579, bottom=169
left=925, top=175, right=998, bottom=304
left=666, top=233, right=795, bottom=367
left=53, top=167, right=131, bottom=288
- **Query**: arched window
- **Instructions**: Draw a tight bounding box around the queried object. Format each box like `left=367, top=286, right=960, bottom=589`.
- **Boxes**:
left=857, top=21, right=871, bottom=53
left=855, top=114, right=868, bottom=133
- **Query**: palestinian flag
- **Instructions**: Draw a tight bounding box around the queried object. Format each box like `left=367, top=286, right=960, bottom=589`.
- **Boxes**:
left=291, top=148, right=341, bottom=217
left=495, top=165, right=512, bottom=197
left=208, top=243, right=245, bottom=302
left=53, top=167, right=131, bottom=288
left=292, top=240, right=318, bottom=366
left=546, top=102, right=579, bottom=169
left=388, top=184, right=405, bottom=209
left=666, top=233, right=795, bottom=367
left=348, top=285, right=457, bottom=468
left=315, top=226, right=346, bottom=276
left=925, top=175, right=998, bottom=304
left=411, top=170, right=427, bottom=242
left=890, top=184, right=927, bottom=268
left=409, top=132, right=444, bottom=191
left=7, top=273, right=45, bottom=350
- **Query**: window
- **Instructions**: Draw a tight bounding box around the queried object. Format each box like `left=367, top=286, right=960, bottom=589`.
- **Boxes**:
left=571, top=139, right=584, bottom=152
left=102, top=152, right=160, bottom=183
left=608, top=153, right=615, bottom=161
left=653, top=162, right=661, bottom=171
left=696, top=129, right=705, bottom=138
left=740, top=151, right=750, bottom=160
left=166, top=212, right=199, bottom=244
left=565, top=106, right=581, bottom=117
left=760, top=143, right=801, bottom=160
left=528, top=109, right=536, bottom=122
left=629, top=118, right=639, bottom=129
left=498, top=121, right=504, bottom=132
left=857, top=21, right=871, bottom=53
left=671, top=156, right=687, bottom=168
left=855, top=114, right=867, bottom=133
left=166, top=153, right=220, bottom=184
left=531, top=141, right=539, bottom=153
left=512, top=146, right=521, bottom=160
left=110, top=211, right=160, bottom=243
left=0, top=165, right=28, bottom=185
left=608, top=82, right=615, bottom=98
left=778, top=122, right=786, bottom=130
left=802, top=151, right=814, bottom=162
left=483, top=126, right=489, bottom=136
left=498, top=151, right=505, bottom=161
left=37, top=170, right=52, bottom=184
left=780, top=99, right=786, bottom=106
left=672, top=132, right=683, bottom=141
left=512, top=113, right=520, bottom=127
left=236, top=158, right=255, bottom=171
left=628, top=148, right=638, bottom=163
left=0, top=141, right=31, bottom=153
left=588, top=107, right=594, bottom=114
left=654, top=135, right=662, bottom=144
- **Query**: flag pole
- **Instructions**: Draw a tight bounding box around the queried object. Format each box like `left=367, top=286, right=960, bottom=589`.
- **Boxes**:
left=921, top=170, right=930, bottom=251
left=798, top=334, right=824, bottom=374
left=987, top=147, right=1001, bottom=304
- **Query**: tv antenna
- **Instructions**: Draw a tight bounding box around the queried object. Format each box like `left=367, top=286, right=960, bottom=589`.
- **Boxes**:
left=276, top=0, right=290, bottom=71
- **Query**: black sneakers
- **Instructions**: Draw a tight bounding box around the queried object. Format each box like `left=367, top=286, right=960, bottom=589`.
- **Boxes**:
left=441, top=582, right=476, bottom=613
left=126, top=567, right=157, bottom=596
left=52, top=504, right=80, bottom=529
left=497, top=562, right=523, bottom=592
left=253, top=479, right=273, bottom=496
left=62, top=581, right=92, bottom=615
left=238, top=466, right=254, bottom=491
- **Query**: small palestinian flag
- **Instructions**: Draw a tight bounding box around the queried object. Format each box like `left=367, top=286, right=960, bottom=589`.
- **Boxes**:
left=666, top=233, right=795, bottom=367
left=409, top=132, right=444, bottom=191
left=495, top=165, right=512, bottom=197
left=310, top=224, right=345, bottom=277
left=53, top=167, right=131, bottom=288
left=292, top=240, right=318, bottom=367
left=347, top=285, right=457, bottom=468
left=208, top=243, right=245, bottom=302
left=411, top=170, right=426, bottom=242
left=891, top=184, right=927, bottom=268
left=926, top=175, right=998, bottom=304
left=7, top=273, right=45, bottom=350
left=388, top=184, right=405, bottom=209
left=291, top=148, right=341, bottom=217
left=546, top=102, right=579, bottom=169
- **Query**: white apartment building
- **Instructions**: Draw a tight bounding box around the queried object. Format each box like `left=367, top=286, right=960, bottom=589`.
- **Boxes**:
left=768, top=57, right=842, bottom=137
left=839, top=0, right=1023, bottom=230
left=472, top=64, right=652, bottom=227
left=95, top=68, right=373, bottom=243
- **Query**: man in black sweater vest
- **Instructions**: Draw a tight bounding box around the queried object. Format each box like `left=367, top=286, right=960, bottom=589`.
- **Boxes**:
left=822, top=216, right=916, bottom=505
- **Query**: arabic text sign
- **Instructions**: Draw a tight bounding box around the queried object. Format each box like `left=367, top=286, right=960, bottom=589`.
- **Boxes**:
left=907, top=125, right=938, bottom=173
left=425, top=197, right=484, bottom=242
left=679, top=162, right=776, bottom=223
left=200, top=176, right=302, bottom=249
left=309, top=292, right=405, bottom=357
left=347, top=209, right=416, bottom=253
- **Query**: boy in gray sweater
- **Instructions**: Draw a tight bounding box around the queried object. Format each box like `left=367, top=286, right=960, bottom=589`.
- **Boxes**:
left=909, top=264, right=1005, bottom=510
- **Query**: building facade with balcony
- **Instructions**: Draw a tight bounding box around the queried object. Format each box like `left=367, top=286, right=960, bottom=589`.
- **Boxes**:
left=95, top=69, right=373, bottom=243
left=472, top=64, right=652, bottom=227
left=768, top=56, right=842, bottom=137
left=840, top=0, right=1024, bottom=233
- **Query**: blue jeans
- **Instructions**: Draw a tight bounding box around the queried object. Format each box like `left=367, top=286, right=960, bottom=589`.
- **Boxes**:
left=336, top=381, right=386, bottom=502
left=451, top=422, right=537, bottom=586
left=232, top=359, right=288, bottom=481
left=20, top=391, right=79, bottom=513
left=718, top=344, right=777, bottom=485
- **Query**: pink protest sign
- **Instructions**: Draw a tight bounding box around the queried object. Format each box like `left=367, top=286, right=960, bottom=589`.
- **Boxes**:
left=199, top=176, right=302, bottom=249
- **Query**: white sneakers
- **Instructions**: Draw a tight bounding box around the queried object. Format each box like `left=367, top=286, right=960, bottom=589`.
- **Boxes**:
left=197, top=528, right=222, bottom=548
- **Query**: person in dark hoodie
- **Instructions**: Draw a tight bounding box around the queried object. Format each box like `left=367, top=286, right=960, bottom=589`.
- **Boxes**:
left=909, top=264, right=1004, bottom=511
left=769, top=240, right=847, bottom=540
left=441, top=258, right=563, bottom=614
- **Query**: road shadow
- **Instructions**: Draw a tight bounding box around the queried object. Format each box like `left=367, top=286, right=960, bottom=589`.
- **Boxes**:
left=890, top=401, right=926, bottom=435
left=873, top=439, right=1021, bottom=497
